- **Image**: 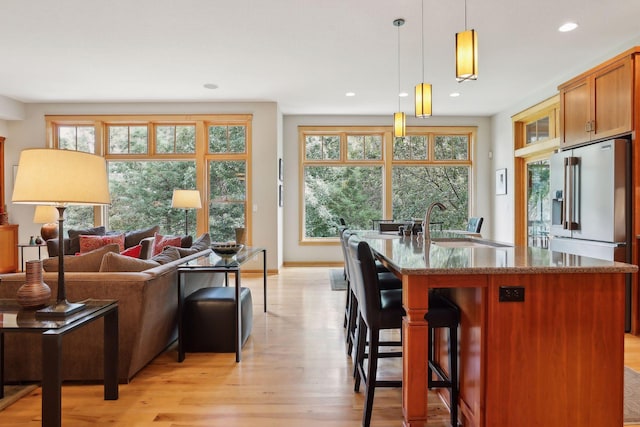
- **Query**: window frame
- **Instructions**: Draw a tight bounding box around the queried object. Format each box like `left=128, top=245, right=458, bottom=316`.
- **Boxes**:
left=299, top=125, right=476, bottom=244
left=45, top=114, right=253, bottom=242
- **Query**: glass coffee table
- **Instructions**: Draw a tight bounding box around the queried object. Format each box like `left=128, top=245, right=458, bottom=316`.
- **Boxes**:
left=177, top=246, right=266, bottom=362
left=0, top=299, right=118, bottom=427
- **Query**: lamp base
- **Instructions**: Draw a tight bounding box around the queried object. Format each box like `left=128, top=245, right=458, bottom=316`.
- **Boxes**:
left=35, top=299, right=86, bottom=319
left=40, top=223, right=59, bottom=242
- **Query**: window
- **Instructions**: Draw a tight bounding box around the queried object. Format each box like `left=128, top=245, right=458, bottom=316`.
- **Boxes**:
left=391, top=166, right=469, bottom=228
left=526, top=160, right=550, bottom=248
left=209, top=125, right=246, bottom=153
left=525, top=117, right=550, bottom=144
left=108, top=125, right=148, bottom=154
left=300, top=126, right=475, bottom=241
left=46, top=114, right=252, bottom=241
left=209, top=160, right=246, bottom=242
left=108, top=160, right=197, bottom=235
left=513, top=95, right=559, bottom=246
left=58, top=126, right=95, bottom=153
left=156, top=125, right=196, bottom=154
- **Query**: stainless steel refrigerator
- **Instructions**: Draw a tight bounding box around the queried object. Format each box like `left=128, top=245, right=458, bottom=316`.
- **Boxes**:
left=549, top=137, right=632, bottom=328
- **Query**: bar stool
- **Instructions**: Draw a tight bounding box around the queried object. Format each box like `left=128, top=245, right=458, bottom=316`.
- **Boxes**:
left=349, top=237, right=404, bottom=427
left=425, top=292, right=460, bottom=427
left=340, top=229, right=401, bottom=357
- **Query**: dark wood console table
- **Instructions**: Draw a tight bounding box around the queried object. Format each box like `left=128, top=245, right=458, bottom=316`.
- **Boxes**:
left=0, top=299, right=119, bottom=427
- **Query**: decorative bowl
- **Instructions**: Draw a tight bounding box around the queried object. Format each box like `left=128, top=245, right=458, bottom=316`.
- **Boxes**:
left=211, top=243, right=244, bottom=256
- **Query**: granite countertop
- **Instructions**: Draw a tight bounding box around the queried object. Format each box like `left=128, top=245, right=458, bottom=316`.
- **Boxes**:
left=357, top=231, right=638, bottom=275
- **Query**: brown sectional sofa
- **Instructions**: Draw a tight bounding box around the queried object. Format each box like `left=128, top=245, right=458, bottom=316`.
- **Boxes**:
left=0, top=243, right=222, bottom=383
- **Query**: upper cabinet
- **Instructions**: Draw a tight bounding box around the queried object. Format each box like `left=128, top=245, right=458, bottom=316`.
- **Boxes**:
left=559, top=55, right=633, bottom=148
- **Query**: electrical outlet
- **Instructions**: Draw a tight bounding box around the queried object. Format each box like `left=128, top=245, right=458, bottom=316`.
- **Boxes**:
left=499, top=286, right=525, bottom=302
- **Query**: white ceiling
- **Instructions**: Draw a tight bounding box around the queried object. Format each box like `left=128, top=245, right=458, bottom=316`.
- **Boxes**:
left=1, top=0, right=640, bottom=117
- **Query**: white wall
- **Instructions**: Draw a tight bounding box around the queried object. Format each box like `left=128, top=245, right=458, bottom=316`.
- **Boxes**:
left=0, top=95, right=24, bottom=121
left=4, top=101, right=282, bottom=271
left=283, top=114, right=492, bottom=264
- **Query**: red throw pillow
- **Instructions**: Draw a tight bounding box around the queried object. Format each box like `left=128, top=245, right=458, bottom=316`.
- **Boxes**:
left=120, top=244, right=142, bottom=258
left=79, top=234, right=125, bottom=253
left=152, top=233, right=182, bottom=256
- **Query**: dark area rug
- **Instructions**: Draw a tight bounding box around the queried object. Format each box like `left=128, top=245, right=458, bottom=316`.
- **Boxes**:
left=0, top=384, right=38, bottom=412
left=625, top=366, right=640, bottom=424
left=329, top=268, right=347, bottom=291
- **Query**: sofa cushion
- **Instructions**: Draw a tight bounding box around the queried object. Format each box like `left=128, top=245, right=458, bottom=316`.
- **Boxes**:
left=43, top=243, right=120, bottom=272
left=177, top=233, right=211, bottom=257
left=99, top=252, right=160, bottom=272
left=191, top=233, right=209, bottom=251
left=120, top=244, right=142, bottom=258
left=80, top=233, right=125, bottom=253
left=151, top=246, right=182, bottom=265
left=152, top=233, right=182, bottom=256
left=124, top=225, right=160, bottom=249
left=68, top=226, right=106, bottom=255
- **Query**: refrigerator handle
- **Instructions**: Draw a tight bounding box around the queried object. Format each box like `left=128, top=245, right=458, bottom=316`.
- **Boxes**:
left=564, top=156, right=579, bottom=230
left=563, top=158, right=569, bottom=229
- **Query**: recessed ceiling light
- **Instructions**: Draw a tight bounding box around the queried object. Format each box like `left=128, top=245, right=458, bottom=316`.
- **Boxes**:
left=450, top=92, right=461, bottom=97
left=558, top=22, right=578, bottom=32
left=203, top=83, right=219, bottom=90
left=399, top=92, right=409, bottom=97
left=345, top=92, right=356, bottom=97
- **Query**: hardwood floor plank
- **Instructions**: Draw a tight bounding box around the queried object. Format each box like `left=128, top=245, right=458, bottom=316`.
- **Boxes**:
left=1, top=266, right=637, bottom=426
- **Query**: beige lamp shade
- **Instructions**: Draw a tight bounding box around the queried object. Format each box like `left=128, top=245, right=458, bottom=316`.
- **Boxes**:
left=12, top=149, right=110, bottom=206
left=33, top=205, right=59, bottom=224
left=171, top=189, right=202, bottom=209
left=455, top=29, right=478, bottom=82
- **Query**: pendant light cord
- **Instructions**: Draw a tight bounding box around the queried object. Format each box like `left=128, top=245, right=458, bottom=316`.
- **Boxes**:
left=397, top=21, right=401, bottom=111
left=464, top=0, right=468, bottom=30
left=421, top=0, right=425, bottom=81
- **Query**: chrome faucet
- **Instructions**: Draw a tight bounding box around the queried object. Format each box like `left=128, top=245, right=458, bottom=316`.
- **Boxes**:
left=423, top=202, right=446, bottom=242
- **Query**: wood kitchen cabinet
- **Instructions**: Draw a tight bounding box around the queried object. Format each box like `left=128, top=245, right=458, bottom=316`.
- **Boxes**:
left=559, top=55, right=633, bottom=147
left=0, top=224, right=18, bottom=273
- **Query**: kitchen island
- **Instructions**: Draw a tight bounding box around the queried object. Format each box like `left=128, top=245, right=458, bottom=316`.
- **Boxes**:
left=358, top=231, right=638, bottom=427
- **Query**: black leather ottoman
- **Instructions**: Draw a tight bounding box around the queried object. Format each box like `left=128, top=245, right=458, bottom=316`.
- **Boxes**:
left=183, top=286, right=253, bottom=353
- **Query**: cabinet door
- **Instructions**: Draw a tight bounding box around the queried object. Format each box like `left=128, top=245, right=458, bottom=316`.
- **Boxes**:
left=560, top=78, right=590, bottom=147
left=592, top=58, right=633, bottom=140
left=0, top=224, right=18, bottom=273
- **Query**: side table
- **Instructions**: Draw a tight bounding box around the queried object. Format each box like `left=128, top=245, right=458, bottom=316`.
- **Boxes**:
left=0, top=299, right=119, bottom=427
left=177, top=247, right=267, bottom=363
left=17, top=243, right=47, bottom=271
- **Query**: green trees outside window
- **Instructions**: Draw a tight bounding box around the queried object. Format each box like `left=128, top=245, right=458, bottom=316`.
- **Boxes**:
left=209, top=160, right=246, bottom=242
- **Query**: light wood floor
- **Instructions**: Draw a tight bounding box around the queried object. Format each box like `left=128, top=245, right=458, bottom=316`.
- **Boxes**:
left=2, top=266, right=640, bottom=426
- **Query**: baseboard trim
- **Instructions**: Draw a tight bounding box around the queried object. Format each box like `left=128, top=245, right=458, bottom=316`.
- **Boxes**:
left=283, top=261, right=343, bottom=268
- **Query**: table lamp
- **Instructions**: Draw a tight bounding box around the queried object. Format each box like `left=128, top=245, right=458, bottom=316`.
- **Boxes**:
left=171, top=189, right=201, bottom=236
left=12, top=149, right=110, bottom=317
left=33, top=205, right=60, bottom=241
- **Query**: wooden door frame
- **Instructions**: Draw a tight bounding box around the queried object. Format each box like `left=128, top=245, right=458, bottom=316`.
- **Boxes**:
left=512, top=96, right=559, bottom=246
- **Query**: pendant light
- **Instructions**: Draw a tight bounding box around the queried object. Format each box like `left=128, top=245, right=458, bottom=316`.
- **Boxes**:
left=455, top=0, right=478, bottom=82
left=415, top=0, right=432, bottom=118
left=393, top=18, right=406, bottom=138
